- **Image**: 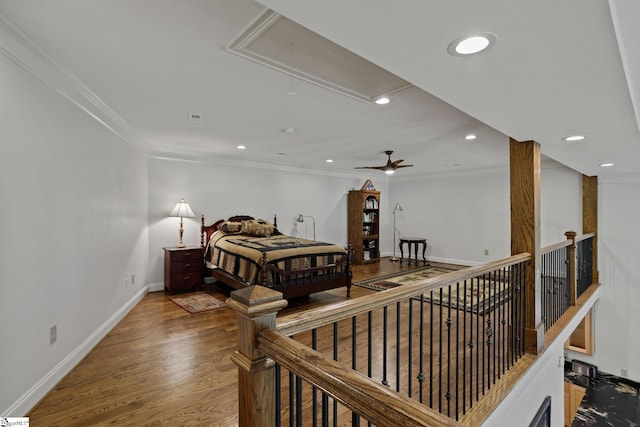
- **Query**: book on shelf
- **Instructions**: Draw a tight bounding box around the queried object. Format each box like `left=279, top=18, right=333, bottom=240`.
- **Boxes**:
left=363, top=198, right=379, bottom=209
left=362, top=212, right=377, bottom=222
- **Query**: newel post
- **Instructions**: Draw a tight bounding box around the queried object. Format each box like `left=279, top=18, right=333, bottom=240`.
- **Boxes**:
left=565, top=231, right=578, bottom=306
left=227, top=286, right=288, bottom=427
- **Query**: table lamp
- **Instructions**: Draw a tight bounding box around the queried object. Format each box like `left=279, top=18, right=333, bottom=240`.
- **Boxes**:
left=169, top=198, right=195, bottom=248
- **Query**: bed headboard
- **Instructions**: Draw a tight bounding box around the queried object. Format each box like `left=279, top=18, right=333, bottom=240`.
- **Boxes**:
left=200, top=214, right=278, bottom=247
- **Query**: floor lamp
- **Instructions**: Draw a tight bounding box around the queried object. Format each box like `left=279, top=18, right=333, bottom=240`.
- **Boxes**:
left=296, top=214, right=316, bottom=240
left=391, top=202, right=403, bottom=262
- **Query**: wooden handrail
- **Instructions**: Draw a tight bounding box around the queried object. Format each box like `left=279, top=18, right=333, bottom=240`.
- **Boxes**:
left=258, top=328, right=462, bottom=427
left=277, top=252, right=531, bottom=336
left=541, top=239, right=572, bottom=254
left=575, top=231, right=595, bottom=243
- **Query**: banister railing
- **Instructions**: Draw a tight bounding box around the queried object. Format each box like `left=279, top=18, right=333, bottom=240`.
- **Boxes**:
left=258, top=328, right=460, bottom=427
left=540, top=231, right=597, bottom=332
left=230, top=253, right=531, bottom=426
left=277, top=253, right=532, bottom=336
left=540, top=240, right=571, bottom=332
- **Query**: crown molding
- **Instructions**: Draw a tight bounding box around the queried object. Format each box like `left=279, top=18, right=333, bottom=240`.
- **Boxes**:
left=0, top=8, right=149, bottom=154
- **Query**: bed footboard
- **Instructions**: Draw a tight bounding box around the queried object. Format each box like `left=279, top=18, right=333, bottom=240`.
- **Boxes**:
left=260, top=246, right=353, bottom=300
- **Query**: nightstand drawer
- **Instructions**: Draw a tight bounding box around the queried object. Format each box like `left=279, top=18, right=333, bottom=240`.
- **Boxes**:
left=172, top=249, right=202, bottom=262
left=172, top=259, right=201, bottom=273
left=170, top=272, right=202, bottom=288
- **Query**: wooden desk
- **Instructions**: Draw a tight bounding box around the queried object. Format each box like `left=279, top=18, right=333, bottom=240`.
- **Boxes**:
left=399, top=237, right=428, bottom=265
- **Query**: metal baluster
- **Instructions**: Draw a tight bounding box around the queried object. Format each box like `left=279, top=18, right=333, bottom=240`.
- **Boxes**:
left=296, top=375, right=302, bottom=427
left=408, top=298, right=414, bottom=398
left=455, top=281, right=460, bottom=419
left=289, top=371, right=294, bottom=427
left=396, top=301, right=401, bottom=392
left=352, top=316, right=359, bottom=427
left=276, top=363, right=281, bottom=427
left=430, top=290, right=434, bottom=408
left=333, top=322, right=338, bottom=427
left=312, top=329, right=318, bottom=427
left=382, top=306, right=389, bottom=387
left=463, top=279, right=468, bottom=413
left=446, top=285, right=452, bottom=417
left=367, top=311, right=372, bottom=427
left=418, top=295, right=426, bottom=404
left=475, top=276, right=480, bottom=402
left=439, top=287, right=443, bottom=412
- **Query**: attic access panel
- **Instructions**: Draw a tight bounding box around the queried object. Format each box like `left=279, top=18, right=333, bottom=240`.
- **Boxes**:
left=226, top=9, right=412, bottom=103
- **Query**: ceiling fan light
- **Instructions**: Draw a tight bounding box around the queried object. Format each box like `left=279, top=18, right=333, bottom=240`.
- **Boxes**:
left=385, top=169, right=395, bottom=175
left=562, top=135, right=586, bottom=141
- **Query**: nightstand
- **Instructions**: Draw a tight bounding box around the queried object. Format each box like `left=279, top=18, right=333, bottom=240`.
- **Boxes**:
left=163, top=246, right=204, bottom=293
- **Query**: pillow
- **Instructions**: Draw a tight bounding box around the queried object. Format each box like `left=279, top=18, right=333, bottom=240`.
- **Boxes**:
left=218, top=220, right=242, bottom=233
left=240, top=219, right=276, bottom=237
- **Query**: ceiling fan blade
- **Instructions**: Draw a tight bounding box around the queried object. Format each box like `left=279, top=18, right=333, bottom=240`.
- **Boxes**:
left=354, top=166, right=386, bottom=170
left=354, top=150, right=413, bottom=172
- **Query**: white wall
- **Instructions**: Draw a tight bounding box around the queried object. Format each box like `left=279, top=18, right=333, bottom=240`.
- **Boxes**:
left=565, top=177, right=640, bottom=383
left=147, top=157, right=389, bottom=288
left=389, top=161, right=581, bottom=266
left=0, top=46, right=149, bottom=415
left=540, top=159, right=583, bottom=246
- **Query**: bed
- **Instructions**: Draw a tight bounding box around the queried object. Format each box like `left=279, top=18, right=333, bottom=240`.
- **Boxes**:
left=200, top=215, right=352, bottom=299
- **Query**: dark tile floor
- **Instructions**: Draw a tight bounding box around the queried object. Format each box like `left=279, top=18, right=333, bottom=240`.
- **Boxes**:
left=565, top=367, right=640, bottom=426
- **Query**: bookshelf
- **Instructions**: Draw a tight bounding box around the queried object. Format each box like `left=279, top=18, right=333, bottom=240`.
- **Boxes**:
left=348, top=180, right=380, bottom=265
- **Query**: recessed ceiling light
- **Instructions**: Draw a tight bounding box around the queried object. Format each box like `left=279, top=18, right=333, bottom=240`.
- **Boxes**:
left=599, top=163, right=614, bottom=167
left=562, top=135, right=586, bottom=141
left=237, top=145, right=246, bottom=150
left=282, top=127, right=296, bottom=135
left=375, top=96, right=390, bottom=105
left=465, top=134, right=477, bottom=140
left=326, top=159, right=334, bottom=163
left=447, top=33, right=497, bottom=56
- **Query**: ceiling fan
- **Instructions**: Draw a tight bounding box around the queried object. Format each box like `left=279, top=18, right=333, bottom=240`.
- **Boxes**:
left=354, top=150, right=413, bottom=175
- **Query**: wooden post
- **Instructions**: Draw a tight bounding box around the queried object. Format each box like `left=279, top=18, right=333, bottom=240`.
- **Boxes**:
left=509, top=138, right=544, bottom=354
left=564, top=231, right=577, bottom=306
left=582, top=175, right=599, bottom=285
left=227, top=286, right=288, bottom=427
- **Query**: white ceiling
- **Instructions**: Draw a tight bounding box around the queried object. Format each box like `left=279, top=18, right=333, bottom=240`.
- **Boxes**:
left=1, top=0, right=639, bottom=179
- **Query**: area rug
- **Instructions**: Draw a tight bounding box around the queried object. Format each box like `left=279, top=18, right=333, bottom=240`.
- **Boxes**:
left=354, top=267, right=510, bottom=314
left=170, top=293, right=226, bottom=314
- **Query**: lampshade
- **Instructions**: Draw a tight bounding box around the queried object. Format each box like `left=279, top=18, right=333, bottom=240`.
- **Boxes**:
left=169, top=198, right=195, bottom=218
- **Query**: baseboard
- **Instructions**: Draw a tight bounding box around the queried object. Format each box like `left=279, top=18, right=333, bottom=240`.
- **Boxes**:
left=147, top=281, right=165, bottom=292
left=5, top=286, right=148, bottom=416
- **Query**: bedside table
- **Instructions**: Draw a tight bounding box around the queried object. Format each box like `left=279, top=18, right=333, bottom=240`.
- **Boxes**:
left=163, top=246, right=204, bottom=293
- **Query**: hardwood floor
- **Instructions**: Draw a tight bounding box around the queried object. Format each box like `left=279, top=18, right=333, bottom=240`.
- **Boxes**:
left=28, top=258, right=430, bottom=426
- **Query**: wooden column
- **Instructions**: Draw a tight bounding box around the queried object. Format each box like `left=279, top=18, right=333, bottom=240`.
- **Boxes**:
left=509, top=138, right=543, bottom=354
left=227, top=286, right=288, bottom=427
left=582, top=175, right=599, bottom=284
left=564, top=231, right=578, bottom=306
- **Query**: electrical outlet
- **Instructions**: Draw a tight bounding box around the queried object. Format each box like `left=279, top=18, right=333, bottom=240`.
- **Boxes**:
left=50, top=325, right=57, bottom=344
left=621, top=368, right=628, bottom=377
left=484, top=249, right=489, bottom=256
